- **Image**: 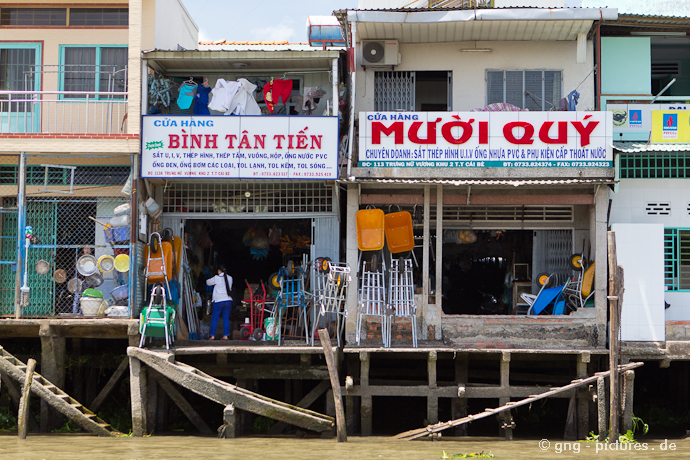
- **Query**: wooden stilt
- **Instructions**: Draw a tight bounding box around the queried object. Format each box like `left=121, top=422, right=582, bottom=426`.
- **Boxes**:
left=319, top=328, right=347, bottom=442
left=1, top=374, right=40, bottom=432
left=563, top=391, right=577, bottom=441
left=322, top=389, right=336, bottom=439
left=608, top=232, right=624, bottom=443
left=40, top=330, right=65, bottom=432
left=17, top=358, right=36, bottom=439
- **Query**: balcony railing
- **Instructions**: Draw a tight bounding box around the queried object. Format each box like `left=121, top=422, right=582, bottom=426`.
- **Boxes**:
left=0, top=91, right=128, bottom=135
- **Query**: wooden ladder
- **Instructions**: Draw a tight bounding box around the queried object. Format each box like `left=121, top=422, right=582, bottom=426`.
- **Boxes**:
left=128, top=346, right=335, bottom=433
left=0, top=346, right=122, bottom=437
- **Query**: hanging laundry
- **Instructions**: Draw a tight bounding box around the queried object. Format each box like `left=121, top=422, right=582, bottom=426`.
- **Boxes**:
left=193, top=81, right=211, bottom=115
left=227, top=78, right=261, bottom=116
left=208, top=78, right=241, bottom=113
left=176, top=82, right=196, bottom=110
left=262, top=78, right=293, bottom=114
left=567, top=90, right=580, bottom=111
left=302, top=86, right=326, bottom=113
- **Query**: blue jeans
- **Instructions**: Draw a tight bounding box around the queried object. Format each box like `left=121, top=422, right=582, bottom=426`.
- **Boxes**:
left=210, top=300, right=232, bottom=338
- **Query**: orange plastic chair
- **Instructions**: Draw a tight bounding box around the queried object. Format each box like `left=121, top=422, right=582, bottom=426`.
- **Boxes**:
left=356, top=208, right=385, bottom=251
left=145, top=240, right=173, bottom=283
left=384, top=211, right=414, bottom=254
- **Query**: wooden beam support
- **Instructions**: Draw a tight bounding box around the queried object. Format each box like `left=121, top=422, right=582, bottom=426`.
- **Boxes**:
left=17, top=358, right=36, bottom=439
left=268, top=380, right=331, bottom=435
left=156, top=375, right=214, bottom=435
left=1, top=374, right=40, bottom=433
left=319, top=329, right=346, bottom=442
left=90, top=357, right=128, bottom=412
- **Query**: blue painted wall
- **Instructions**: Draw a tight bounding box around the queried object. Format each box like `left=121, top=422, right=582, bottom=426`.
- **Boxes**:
left=602, top=37, right=651, bottom=95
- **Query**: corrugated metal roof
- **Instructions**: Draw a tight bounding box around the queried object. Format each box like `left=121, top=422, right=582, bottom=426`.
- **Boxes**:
left=342, top=178, right=614, bottom=187
left=614, top=142, right=690, bottom=153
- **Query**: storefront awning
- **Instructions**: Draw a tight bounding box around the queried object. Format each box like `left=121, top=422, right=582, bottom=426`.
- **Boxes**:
left=613, top=142, right=690, bottom=153
left=143, top=49, right=342, bottom=75
left=343, top=7, right=618, bottom=43
left=341, top=178, right=614, bottom=188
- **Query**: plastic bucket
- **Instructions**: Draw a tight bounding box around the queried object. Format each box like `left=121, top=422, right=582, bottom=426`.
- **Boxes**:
left=80, top=297, right=103, bottom=316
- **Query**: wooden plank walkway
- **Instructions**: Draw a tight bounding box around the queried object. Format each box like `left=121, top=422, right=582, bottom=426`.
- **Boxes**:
left=0, top=346, right=122, bottom=437
left=394, top=361, right=644, bottom=441
left=128, top=346, right=335, bottom=433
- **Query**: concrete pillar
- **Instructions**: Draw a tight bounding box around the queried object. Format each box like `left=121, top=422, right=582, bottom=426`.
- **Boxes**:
left=622, top=370, right=635, bottom=433
left=40, top=326, right=65, bottom=432
left=431, top=184, right=443, bottom=340
left=422, top=185, right=431, bottom=339
left=593, top=186, right=609, bottom=347
left=360, top=352, right=372, bottom=436
left=128, top=356, right=148, bottom=437
left=427, top=351, right=438, bottom=424
left=220, top=404, right=238, bottom=439
left=499, top=352, right=511, bottom=406
left=146, top=370, right=159, bottom=435
left=577, top=352, right=591, bottom=439
left=345, top=183, right=359, bottom=344
left=322, top=389, right=336, bottom=439
left=346, top=354, right=359, bottom=435
left=597, top=376, right=607, bottom=438
left=452, top=353, right=468, bottom=436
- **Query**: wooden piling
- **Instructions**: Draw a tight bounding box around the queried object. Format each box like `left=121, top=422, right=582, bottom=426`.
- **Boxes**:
left=17, top=358, right=36, bottom=439
left=607, top=231, right=624, bottom=443
left=318, top=328, right=347, bottom=442
left=622, top=370, right=635, bottom=433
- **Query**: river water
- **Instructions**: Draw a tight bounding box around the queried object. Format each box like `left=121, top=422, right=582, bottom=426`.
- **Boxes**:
left=1, top=435, right=689, bottom=460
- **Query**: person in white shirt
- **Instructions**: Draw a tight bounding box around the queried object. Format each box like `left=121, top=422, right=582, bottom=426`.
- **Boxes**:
left=206, top=264, right=233, bottom=340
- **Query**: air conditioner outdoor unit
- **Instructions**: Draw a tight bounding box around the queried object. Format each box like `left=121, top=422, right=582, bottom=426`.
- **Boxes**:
left=361, top=40, right=400, bottom=67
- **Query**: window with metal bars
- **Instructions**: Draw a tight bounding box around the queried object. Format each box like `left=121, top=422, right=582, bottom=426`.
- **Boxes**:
left=486, top=70, right=562, bottom=111
left=0, top=165, right=130, bottom=186
left=60, top=45, right=128, bottom=99
left=620, top=153, right=690, bottom=179
left=374, top=71, right=452, bottom=112
left=162, top=181, right=334, bottom=215
left=664, top=228, right=690, bottom=291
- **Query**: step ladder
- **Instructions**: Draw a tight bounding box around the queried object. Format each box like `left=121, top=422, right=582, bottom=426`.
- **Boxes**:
left=128, top=346, right=334, bottom=433
left=0, top=346, right=122, bottom=437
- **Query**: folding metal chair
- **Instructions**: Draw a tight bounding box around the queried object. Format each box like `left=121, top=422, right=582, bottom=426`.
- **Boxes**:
left=311, top=261, right=351, bottom=347
left=387, top=258, right=417, bottom=348
left=139, top=283, right=176, bottom=349
left=356, top=269, right=388, bottom=347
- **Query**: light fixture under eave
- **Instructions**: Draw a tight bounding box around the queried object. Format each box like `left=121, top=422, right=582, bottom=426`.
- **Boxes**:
left=460, top=48, right=492, bottom=52
left=232, top=62, right=249, bottom=68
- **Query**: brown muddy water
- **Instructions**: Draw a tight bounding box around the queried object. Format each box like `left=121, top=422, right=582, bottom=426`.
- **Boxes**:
left=1, top=435, right=689, bottom=460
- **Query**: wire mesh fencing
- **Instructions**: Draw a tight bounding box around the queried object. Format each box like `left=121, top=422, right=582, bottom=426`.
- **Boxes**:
left=0, top=154, right=20, bottom=316
left=9, top=154, right=134, bottom=317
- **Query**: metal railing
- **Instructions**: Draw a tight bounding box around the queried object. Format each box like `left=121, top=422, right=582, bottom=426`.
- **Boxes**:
left=0, top=90, right=128, bottom=135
